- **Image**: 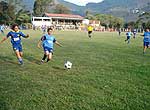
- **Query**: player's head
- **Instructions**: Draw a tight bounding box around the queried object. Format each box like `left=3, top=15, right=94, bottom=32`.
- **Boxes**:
left=12, top=24, right=19, bottom=32
left=47, top=27, right=53, bottom=35
left=145, top=28, right=149, bottom=32
left=128, top=28, right=131, bottom=32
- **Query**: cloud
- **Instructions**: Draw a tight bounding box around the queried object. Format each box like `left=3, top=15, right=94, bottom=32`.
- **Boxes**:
left=64, top=0, right=103, bottom=6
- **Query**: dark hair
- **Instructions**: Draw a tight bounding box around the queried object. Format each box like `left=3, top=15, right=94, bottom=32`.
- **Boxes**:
left=11, top=24, right=19, bottom=30
left=47, top=27, right=53, bottom=32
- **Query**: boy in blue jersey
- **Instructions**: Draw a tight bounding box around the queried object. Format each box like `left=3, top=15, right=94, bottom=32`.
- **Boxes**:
left=125, top=29, right=132, bottom=44
left=141, top=28, right=150, bottom=54
left=38, top=27, right=62, bottom=63
left=0, top=24, right=29, bottom=65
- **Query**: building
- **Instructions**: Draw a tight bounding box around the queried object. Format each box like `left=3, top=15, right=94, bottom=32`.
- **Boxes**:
left=32, top=13, right=84, bottom=29
left=32, top=17, right=52, bottom=27
left=44, top=13, right=83, bottom=25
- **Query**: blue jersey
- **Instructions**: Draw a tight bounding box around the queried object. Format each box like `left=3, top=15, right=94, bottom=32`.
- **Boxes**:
left=143, top=32, right=150, bottom=42
left=41, top=34, right=56, bottom=49
left=126, top=32, right=132, bottom=37
left=7, top=31, right=26, bottom=45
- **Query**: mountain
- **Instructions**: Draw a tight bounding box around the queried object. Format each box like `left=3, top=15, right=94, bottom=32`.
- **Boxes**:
left=22, top=0, right=35, bottom=12
left=56, top=0, right=85, bottom=15
left=1, top=0, right=149, bottom=21
left=57, top=0, right=150, bottom=21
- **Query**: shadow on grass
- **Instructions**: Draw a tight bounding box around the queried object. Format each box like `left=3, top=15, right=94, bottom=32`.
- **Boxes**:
left=23, top=55, right=41, bottom=65
left=0, top=98, right=10, bottom=110
left=52, top=66, right=66, bottom=71
left=0, top=55, right=18, bottom=65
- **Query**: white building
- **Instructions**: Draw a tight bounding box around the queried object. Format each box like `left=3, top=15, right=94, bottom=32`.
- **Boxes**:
left=32, top=17, right=52, bottom=27
left=32, top=13, right=84, bottom=28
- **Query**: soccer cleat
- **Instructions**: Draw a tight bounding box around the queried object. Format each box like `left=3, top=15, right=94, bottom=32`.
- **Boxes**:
left=19, top=61, right=24, bottom=66
left=40, top=60, right=45, bottom=64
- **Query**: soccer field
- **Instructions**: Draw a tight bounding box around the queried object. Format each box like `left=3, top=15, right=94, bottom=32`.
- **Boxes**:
left=0, top=30, right=150, bottom=110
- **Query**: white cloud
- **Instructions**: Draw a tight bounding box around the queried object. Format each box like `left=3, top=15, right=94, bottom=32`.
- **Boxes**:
left=64, top=0, right=103, bottom=6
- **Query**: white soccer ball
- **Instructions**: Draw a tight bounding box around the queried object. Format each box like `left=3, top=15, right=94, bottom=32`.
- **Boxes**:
left=64, top=61, right=72, bottom=69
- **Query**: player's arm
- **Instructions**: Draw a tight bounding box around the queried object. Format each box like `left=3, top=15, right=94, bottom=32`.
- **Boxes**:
left=25, top=34, right=29, bottom=38
left=140, top=33, right=145, bottom=37
left=37, top=40, right=42, bottom=48
left=0, top=32, right=10, bottom=44
left=0, top=37, right=8, bottom=44
left=37, top=36, right=45, bottom=48
left=20, top=32, right=29, bottom=38
left=55, top=41, right=62, bottom=47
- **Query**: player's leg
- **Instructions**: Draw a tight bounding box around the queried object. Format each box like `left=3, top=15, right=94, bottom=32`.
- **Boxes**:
left=15, top=51, right=23, bottom=64
left=126, top=36, right=130, bottom=44
left=41, top=47, right=48, bottom=63
left=125, top=36, right=128, bottom=42
left=47, top=53, right=52, bottom=62
left=88, top=31, right=91, bottom=38
left=127, top=38, right=130, bottom=44
left=41, top=54, right=47, bottom=62
left=143, top=42, right=148, bottom=54
left=46, top=48, right=53, bottom=62
left=1, top=30, right=4, bottom=35
left=19, top=45, right=23, bottom=57
left=119, top=32, right=121, bottom=36
left=19, top=45, right=24, bottom=65
left=143, top=46, right=147, bottom=54
left=89, top=31, right=92, bottom=38
left=19, top=52, right=23, bottom=57
left=13, top=45, right=23, bottom=65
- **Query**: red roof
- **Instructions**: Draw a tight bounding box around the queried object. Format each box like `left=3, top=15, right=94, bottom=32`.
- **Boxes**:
left=45, top=13, right=84, bottom=19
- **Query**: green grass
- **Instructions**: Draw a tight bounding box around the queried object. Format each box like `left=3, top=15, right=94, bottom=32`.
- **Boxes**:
left=0, top=30, right=150, bottom=110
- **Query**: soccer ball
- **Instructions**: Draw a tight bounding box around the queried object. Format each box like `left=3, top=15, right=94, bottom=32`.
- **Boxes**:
left=64, top=61, right=72, bottom=69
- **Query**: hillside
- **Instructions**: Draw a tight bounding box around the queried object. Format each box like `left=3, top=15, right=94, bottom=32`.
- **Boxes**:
left=1, top=0, right=149, bottom=21
left=58, top=0, right=150, bottom=21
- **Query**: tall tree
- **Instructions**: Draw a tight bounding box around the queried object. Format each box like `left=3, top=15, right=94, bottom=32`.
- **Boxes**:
left=33, top=0, right=53, bottom=16
left=0, top=1, right=16, bottom=24
left=16, top=10, right=31, bottom=24
left=54, top=4, right=71, bottom=14
left=95, top=14, right=124, bottom=29
left=136, top=12, right=150, bottom=29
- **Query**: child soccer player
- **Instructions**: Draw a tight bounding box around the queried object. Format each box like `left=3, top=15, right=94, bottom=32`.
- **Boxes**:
left=133, top=29, right=137, bottom=39
left=118, top=28, right=121, bottom=36
left=87, top=24, right=93, bottom=38
left=0, top=24, right=29, bottom=65
left=125, top=29, right=132, bottom=44
left=38, top=27, right=62, bottom=63
left=141, top=28, right=150, bottom=54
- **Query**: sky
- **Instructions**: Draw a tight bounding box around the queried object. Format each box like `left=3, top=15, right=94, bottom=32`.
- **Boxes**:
left=64, top=0, right=104, bottom=6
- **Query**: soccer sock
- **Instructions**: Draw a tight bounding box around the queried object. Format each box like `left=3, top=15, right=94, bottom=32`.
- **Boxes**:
left=47, top=59, right=50, bottom=62
left=18, top=58, right=23, bottom=64
left=128, top=40, right=130, bottom=44
left=42, top=54, right=47, bottom=61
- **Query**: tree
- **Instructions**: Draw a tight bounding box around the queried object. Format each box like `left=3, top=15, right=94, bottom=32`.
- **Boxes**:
left=0, top=1, right=16, bottom=24
left=146, top=20, right=150, bottom=29
left=33, top=0, right=53, bottom=16
left=54, top=4, right=71, bottom=14
left=95, top=14, right=124, bottom=29
left=85, top=10, right=96, bottom=20
left=135, top=12, right=150, bottom=29
left=16, top=10, right=31, bottom=24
